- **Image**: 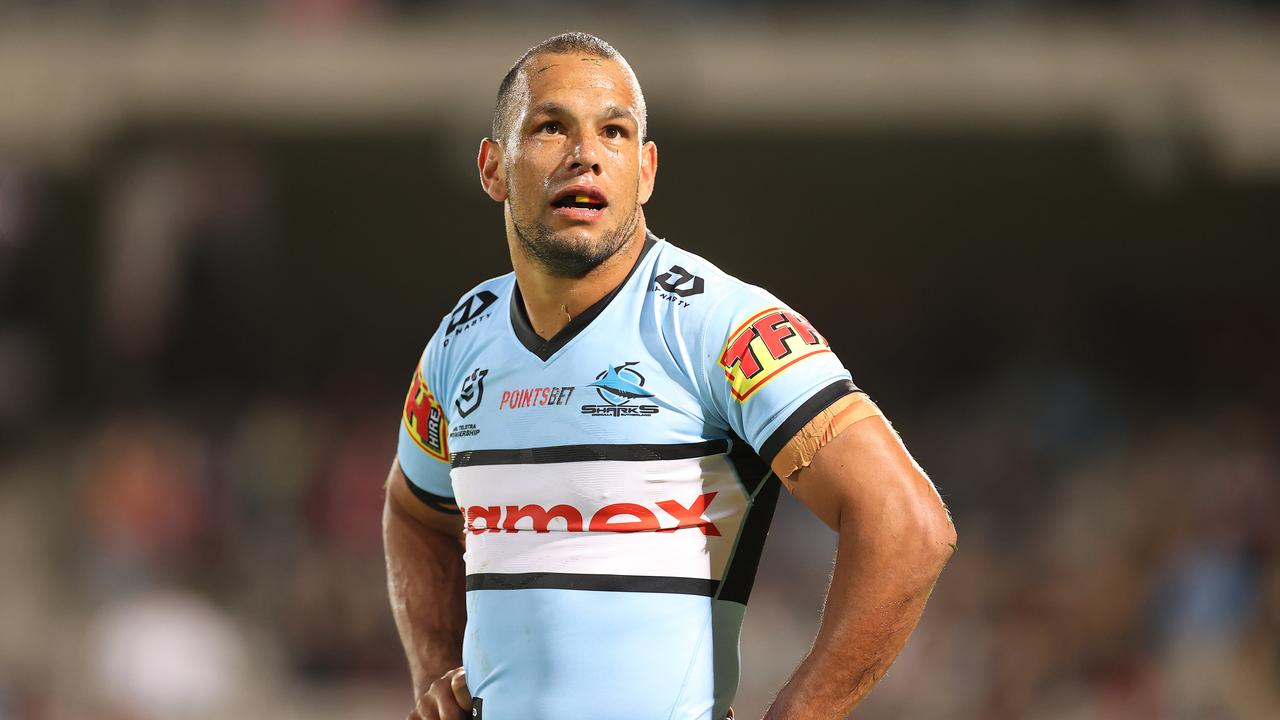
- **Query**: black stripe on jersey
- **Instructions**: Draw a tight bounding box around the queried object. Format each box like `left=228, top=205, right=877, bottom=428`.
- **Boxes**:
left=404, top=477, right=462, bottom=516
left=716, top=436, right=779, bottom=606
left=451, top=439, right=729, bottom=468
left=758, top=380, right=863, bottom=467
left=510, top=231, right=658, bottom=362
left=466, top=572, right=719, bottom=597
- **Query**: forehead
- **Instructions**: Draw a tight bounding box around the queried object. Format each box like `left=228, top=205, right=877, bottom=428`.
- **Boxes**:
left=518, top=53, right=640, bottom=113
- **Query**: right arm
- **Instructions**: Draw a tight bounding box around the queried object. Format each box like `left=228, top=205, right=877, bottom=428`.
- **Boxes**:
left=383, top=456, right=471, bottom=719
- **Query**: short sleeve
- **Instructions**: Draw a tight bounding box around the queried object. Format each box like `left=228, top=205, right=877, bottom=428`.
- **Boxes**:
left=697, top=286, right=860, bottom=467
left=397, top=332, right=454, bottom=500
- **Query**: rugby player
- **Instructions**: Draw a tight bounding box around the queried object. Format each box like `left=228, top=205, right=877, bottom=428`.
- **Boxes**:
left=383, top=32, right=956, bottom=720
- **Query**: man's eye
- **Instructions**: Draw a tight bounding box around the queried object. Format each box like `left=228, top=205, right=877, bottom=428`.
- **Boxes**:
left=604, top=127, right=622, bottom=139
left=540, top=122, right=560, bottom=134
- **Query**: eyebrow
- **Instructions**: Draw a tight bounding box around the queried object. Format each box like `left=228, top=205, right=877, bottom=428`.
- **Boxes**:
left=602, top=105, right=637, bottom=125
left=525, top=102, right=638, bottom=126
left=526, top=102, right=570, bottom=120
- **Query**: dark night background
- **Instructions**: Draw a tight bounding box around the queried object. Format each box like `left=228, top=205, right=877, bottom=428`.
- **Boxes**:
left=1, top=5, right=1277, bottom=719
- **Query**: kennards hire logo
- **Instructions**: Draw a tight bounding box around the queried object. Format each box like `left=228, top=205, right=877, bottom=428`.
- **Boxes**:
left=580, top=362, right=660, bottom=418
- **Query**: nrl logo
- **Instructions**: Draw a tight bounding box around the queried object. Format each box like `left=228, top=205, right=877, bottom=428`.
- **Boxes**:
left=455, top=368, right=488, bottom=418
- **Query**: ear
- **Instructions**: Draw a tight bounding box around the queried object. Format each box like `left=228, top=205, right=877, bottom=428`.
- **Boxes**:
left=478, top=138, right=508, bottom=202
left=638, top=140, right=658, bottom=205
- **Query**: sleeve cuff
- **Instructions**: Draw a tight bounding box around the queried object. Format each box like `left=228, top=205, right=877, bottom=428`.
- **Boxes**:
left=403, top=471, right=461, bottom=515
left=757, top=379, right=861, bottom=467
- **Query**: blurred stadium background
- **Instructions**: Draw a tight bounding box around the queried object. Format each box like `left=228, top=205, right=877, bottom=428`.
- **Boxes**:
left=1, top=1, right=1278, bottom=718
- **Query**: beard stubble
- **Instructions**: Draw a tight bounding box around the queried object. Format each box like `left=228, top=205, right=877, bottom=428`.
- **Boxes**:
left=511, top=194, right=641, bottom=279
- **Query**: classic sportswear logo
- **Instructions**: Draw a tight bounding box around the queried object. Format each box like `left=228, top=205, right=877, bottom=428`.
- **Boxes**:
left=444, top=290, right=497, bottom=346
left=465, top=492, right=720, bottom=535
left=652, top=265, right=704, bottom=307
left=581, top=362, right=659, bottom=417
left=403, top=365, right=448, bottom=461
left=456, top=368, right=488, bottom=418
left=719, top=307, right=830, bottom=401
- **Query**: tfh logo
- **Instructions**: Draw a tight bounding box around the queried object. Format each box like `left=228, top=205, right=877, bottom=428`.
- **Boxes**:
left=719, top=308, right=830, bottom=401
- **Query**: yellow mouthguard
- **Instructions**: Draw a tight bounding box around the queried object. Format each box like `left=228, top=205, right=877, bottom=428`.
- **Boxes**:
left=575, top=195, right=591, bottom=203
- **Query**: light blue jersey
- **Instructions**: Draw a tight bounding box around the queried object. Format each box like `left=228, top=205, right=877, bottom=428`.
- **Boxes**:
left=397, top=231, right=859, bottom=720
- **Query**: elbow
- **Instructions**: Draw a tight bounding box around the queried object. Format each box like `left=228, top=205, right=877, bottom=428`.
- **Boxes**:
left=914, top=495, right=957, bottom=576
left=932, top=507, right=957, bottom=564
left=890, top=481, right=956, bottom=582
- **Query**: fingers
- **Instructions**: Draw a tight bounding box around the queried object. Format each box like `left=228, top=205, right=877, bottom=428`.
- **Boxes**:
left=413, top=667, right=471, bottom=720
left=449, top=667, right=473, bottom=711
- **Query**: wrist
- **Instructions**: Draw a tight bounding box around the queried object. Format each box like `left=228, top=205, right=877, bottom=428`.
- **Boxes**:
left=413, top=658, right=461, bottom=693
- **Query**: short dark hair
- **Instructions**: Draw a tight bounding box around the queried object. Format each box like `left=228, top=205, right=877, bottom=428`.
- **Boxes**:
left=491, top=32, right=646, bottom=144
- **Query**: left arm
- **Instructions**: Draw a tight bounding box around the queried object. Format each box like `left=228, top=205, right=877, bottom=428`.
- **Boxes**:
left=762, top=409, right=955, bottom=719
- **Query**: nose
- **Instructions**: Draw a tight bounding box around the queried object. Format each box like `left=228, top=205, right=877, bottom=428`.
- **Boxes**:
left=567, top=131, right=602, bottom=175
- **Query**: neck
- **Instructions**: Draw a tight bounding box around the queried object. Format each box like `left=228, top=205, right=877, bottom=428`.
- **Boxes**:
left=509, top=220, right=649, bottom=341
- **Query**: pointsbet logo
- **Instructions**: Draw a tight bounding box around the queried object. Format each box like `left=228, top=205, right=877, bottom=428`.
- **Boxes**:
left=464, top=492, right=720, bottom=535
left=719, top=307, right=830, bottom=401
left=403, top=365, right=448, bottom=461
left=499, top=385, right=576, bottom=410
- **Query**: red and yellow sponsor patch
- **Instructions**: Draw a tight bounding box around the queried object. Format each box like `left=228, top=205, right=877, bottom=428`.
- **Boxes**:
left=719, top=307, right=831, bottom=401
left=403, top=365, right=449, bottom=462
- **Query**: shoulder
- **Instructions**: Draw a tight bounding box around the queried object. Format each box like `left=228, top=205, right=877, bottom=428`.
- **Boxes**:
left=644, top=236, right=785, bottom=344
left=414, top=272, right=514, bottom=385
left=646, top=235, right=845, bottom=409
left=645, top=237, right=772, bottom=314
left=413, top=273, right=515, bottom=414
left=435, top=273, right=515, bottom=351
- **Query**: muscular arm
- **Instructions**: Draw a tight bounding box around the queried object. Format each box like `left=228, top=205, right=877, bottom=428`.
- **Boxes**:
left=762, top=409, right=955, bottom=719
left=383, top=457, right=468, bottom=706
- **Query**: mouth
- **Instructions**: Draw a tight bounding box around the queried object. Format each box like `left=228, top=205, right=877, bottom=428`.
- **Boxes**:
left=550, top=186, right=608, bottom=220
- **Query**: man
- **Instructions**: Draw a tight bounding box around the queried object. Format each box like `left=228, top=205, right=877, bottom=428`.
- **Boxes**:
left=383, top=32, right=955, bottom=720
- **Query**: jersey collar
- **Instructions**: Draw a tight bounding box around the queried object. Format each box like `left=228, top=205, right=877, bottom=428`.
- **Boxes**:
left=509, top=231, right=658, bottom=362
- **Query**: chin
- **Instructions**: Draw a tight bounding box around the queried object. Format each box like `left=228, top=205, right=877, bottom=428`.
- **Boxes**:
left=549, top=224, right=605, bottom=244
left=515, top=213, right=637, bottom=279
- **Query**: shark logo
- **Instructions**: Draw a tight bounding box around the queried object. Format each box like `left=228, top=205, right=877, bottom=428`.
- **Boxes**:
left=589, top=362, right=653, bottom=406
left=582, top=363, right=660, bottom=417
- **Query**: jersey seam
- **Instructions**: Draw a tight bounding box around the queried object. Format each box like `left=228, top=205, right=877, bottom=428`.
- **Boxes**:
left=663, top=608, right=717, bottom=720
left=695, top=288, right=741, bottom=434
left=713, top=443, right=775, bottom=603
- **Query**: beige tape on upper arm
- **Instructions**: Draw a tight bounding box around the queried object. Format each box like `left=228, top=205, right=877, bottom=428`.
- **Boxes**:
left=770, top=392, right=883, bottom=490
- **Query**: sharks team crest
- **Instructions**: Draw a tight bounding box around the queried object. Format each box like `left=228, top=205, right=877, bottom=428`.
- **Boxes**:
left=580, top=362, right=660, bottom=417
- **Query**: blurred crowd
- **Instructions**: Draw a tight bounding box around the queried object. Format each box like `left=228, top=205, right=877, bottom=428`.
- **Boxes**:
left=862, top=385, right=1280, bottom=719
left=2, top=150, right=411, bottom=719
left=3, top=143, right=1279, bottom=720
left=2, top=347, right=1277, bottom=719
left=3, top=0, right=1280, bottom=31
